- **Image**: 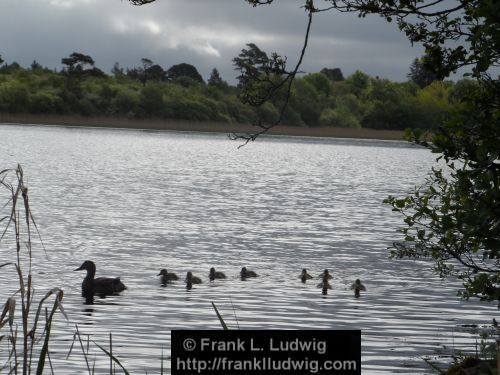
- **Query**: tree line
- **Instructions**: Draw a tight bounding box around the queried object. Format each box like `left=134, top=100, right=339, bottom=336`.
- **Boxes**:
left=0, top=50, right=476, bottom=130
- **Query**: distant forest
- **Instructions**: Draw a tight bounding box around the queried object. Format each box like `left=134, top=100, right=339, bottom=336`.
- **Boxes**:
left=0, top=48, right=478, bottom=130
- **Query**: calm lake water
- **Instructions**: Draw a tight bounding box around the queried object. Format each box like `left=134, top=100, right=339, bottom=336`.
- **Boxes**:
left=0, top=124, right=497, bottom=374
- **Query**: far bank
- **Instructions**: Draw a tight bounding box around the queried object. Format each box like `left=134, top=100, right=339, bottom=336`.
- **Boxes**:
left=0, top=113, right=405, bottom=141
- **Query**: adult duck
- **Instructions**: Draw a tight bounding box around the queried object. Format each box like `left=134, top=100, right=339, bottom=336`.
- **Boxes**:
left=351, top=279, right=366, bottom=298
left=299, top=268, right=313, bottom=283
left=185, top=271, right=202, bottom=289
left=74, top=260, right=126, bottom=296
left=209, top=267, right=226, bottom=281
left=157, top=269, right=179, bottom=284
left=240, top=267, right=258, bottom=279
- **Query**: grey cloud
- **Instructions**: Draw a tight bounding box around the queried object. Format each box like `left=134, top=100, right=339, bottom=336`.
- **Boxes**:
left=1, top=0, right=422, bottom=83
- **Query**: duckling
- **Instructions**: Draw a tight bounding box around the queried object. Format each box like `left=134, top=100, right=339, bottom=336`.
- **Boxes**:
left=74, top=260, right=126, bottom=296
left=318, top=269, right=333, bottom=280
left=317, top=274, right=332, bottom=295
left=209, top=267, right=226, bottom=281
left=351, top=279, right=366, bottom=298
left=157, top=269, right=178, bottom=284
left=299, top=268, right=313, bottom=283
left=185, top=271, right=202, bottom=289
left=240, top=267, right=258, bottom=279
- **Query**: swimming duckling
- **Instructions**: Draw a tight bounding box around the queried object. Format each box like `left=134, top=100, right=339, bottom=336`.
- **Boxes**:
left=209, top=267, right=226, bottom=281
left=185, top=271, right=202, bottom=289
left=318, top=269, right=333, bottom=280
left=351, top=279, right=366, bottom=298
left=157, top=269, right=179, bottom=284
left=240, top=267, right=258, bottom=279
left=317, top=273, right=332, bottom=295
left=74, top=260, right=126, bottom=296
left=299, top=268, right=313, bottom=283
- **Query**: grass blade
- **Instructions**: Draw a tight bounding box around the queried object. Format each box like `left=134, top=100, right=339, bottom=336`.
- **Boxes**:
left=211, top=302, right=228, bottom=330
left=35, top=308, right=53, bottom=375
left=91, top=340, right=130, bottom=375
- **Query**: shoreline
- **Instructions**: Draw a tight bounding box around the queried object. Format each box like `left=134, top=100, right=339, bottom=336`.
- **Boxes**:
left=0, top=113, right=406, bottom=141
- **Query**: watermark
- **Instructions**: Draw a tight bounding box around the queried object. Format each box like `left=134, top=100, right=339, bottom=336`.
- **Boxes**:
left=172, top=330, right=360, bottom=374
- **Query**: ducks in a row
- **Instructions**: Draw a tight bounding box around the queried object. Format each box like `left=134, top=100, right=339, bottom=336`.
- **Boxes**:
left=157, top=267, right=257, bottom=287
left=75, top=261, right=365, bottom=298
left=301, top=268, right=366, bottom=297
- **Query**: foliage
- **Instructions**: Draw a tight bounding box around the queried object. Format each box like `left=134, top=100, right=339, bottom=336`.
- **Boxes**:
left=208, top=68, right=227, bottom=89
left=320, top=67, right=344, bottom=82
left=166, top=63, right=204, bottom=83
left=61, top=52, right=104, bottom=78
left=0, top=52, right=475, bottom=130
left=408, top=57, right=438, bottom=88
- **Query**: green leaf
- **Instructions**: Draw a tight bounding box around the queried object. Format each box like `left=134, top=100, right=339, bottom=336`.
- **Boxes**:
left=417, top=229, right=426, bottom=240
left=395, top=199, right=406, bottom=208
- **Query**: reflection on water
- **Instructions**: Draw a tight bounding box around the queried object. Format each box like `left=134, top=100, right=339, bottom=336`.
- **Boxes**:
left=0, top=124, right=497, bottom=374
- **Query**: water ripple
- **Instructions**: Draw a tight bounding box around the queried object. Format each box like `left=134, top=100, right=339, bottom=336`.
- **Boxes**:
left=0, top=125, right=497, bottom=374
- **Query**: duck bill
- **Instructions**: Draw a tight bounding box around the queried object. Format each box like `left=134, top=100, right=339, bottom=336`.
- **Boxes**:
left=74, top=265, right=84, bottom=271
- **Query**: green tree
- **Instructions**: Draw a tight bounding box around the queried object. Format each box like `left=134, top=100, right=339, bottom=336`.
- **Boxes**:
left=140, top=83, right=164, bottom=116
left=407, top=57, right=437, bottom=88
left=345, top=70, right=371, bottom=97
left=166, top=63, right=204, bottom=84
left=207, top=68, right=225, bottom=88
left=320, top=67, right=344, bottom=82
left=111, top=62, right=125, bottom=78
left=61, top=52, right=95, bottom=76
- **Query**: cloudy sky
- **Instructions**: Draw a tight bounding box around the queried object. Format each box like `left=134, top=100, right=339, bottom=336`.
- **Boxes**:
left=0, top=0, right=425, bottom=83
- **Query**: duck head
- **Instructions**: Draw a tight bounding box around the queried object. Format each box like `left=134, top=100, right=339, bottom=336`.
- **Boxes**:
left=157, top=269, right=168, bottom=277
left=74, top=260, right=96, bottom=276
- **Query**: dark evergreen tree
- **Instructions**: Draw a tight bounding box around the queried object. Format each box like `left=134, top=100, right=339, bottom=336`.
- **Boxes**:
left=407, top=57, right=438, bottom=88
left=30, top=60, right=43, bottom=71
left=145, top=64, right=166, bottom=82
left=61, top=52, right=95, bottom=76
left=232, top=43, right=269, bottom=87
left=208, top=68, right=223, bottom=87
left=111, top=62, right=125, bottom=77
left=320, top=67, right=344, bottom=81
left=166, top=63, right=204, bottom=83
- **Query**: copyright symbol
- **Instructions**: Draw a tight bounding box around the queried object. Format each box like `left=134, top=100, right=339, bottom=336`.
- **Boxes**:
left=183, top=338, right=196, bottom=351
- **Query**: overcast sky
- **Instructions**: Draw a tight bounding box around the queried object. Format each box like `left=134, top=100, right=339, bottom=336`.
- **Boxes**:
left=0, top=0, right=425, bottom=83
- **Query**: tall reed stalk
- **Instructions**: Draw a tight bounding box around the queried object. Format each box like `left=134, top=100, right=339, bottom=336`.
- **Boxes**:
left=0, top=164, right=66, bottom=374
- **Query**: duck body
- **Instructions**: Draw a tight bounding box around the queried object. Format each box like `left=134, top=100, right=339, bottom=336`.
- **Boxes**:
left=240, top=267, right=258, bottom=279
left=299, top=268, right=313, bottom=283
left=185, top=271, right=202, bottom=289
left=209, top=267, right=226, bottom=281
left=158, top=269, right=179, bottom=284
left=318, top=269, right=333, bottom=280
left=75, top=260, right=126, bottom=296
left=351, top=279, right=366, bottom=298
left=317, top=273, right=332, bottom=293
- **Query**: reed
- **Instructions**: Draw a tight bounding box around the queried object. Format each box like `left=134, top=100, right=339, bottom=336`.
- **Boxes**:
left=0, top=165, right=66, bottom=374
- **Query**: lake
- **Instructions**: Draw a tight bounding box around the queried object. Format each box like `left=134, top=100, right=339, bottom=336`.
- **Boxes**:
left=0, top=124, right=497, bottom=374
